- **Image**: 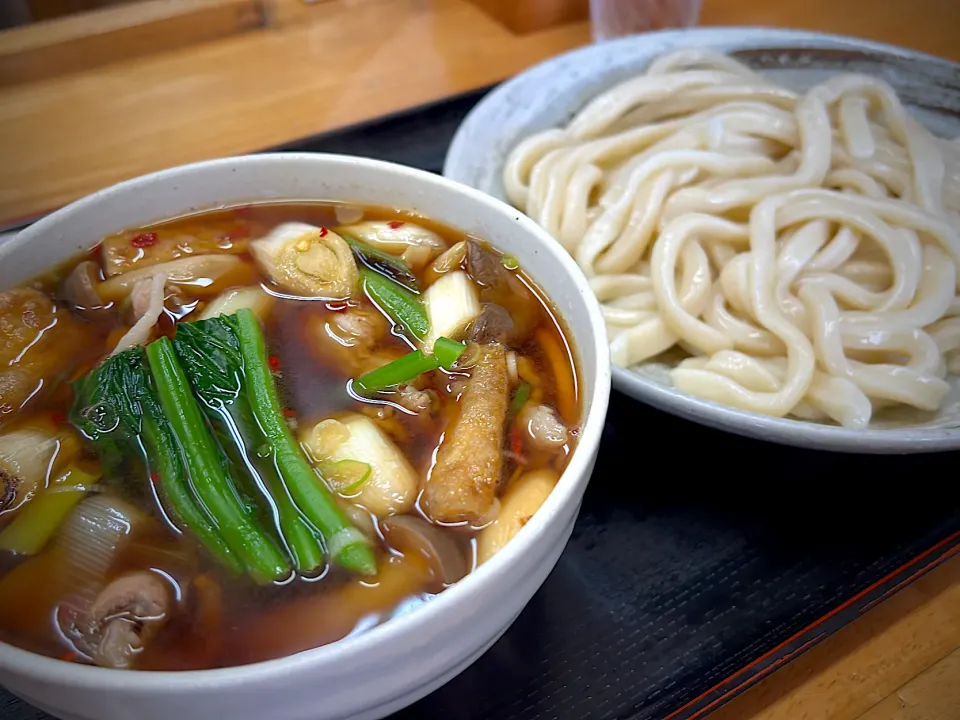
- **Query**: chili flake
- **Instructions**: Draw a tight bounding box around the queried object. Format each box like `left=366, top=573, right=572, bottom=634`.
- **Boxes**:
left=387, top=221, right=405, bottom=230
left=130, top=232, right=158, bottom=248
left=268, top=355, right=281, bottom=372
left=510, top=427, right=523, bottom=456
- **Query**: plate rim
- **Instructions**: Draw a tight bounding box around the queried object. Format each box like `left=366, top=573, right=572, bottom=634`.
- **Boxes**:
left=443, top=26, right=960, bottom=453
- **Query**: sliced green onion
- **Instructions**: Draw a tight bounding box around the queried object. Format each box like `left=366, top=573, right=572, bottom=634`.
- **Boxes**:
left=361, top=268, right=428, bottom=340
left=501, top=255, right=520, bottom=270
left=433, top=336, right=467, bottom=369
left=509, top=381, right=531, bottom=415
left=342, top=234, right=419, bottom=291
left=317, top=460, right=371, bottom=493
left=355, top=350, right=439, bottom=393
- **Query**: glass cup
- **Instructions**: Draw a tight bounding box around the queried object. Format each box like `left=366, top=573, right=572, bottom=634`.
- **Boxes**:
left=590, top=0, right=702, bottom=41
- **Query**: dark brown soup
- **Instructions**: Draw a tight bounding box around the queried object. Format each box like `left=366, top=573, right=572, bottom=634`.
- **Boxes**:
left=0, top=202, right=579, bottom=670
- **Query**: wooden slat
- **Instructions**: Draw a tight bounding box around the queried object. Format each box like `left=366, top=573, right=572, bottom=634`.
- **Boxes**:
left=0, top=0, right=959, bottom=224
left=463, top=0, right=588, bottom=34
left=709, top=553, right=960, bottom=720
left=260, top=0, right=339, bottom=27
left=856, top=647, right=960, bottom=720
left=700, top=0, right=960, bottom=62
left=0, top=0, right=590, bottom=224
left=27, top=1, right=135, bottom=23
left=0, top=0, right=265, bottom=86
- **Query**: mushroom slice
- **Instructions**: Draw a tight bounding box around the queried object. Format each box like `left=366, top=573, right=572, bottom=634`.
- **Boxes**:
left=468, top=303, right=516, bottom=345
left=251, top=222, right=358, bottom=299
left=86, top=572, right=171, bottom=669
left=380, top=515, right=468, bottom=587
left=60, top=261, right=110, bottom=319
left=337, top=221, right=445, bottom=270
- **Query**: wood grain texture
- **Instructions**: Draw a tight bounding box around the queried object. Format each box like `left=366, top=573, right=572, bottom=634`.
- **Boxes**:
left=1, top=0, right=959, bottom=224
left=0, top=0, right=265, bottom=86
left=463, top=0, right=589, bottom=34
left=699, top=0, right=960, bottom=62
left=710, top=553, right=960, bottom=720
left=0, top=0, right=590, bottom=224
left=27, top=0, right=135, bottom=22
left=857, top=648, right=960, bottom=720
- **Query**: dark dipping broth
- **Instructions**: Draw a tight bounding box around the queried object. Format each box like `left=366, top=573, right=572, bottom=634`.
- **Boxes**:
left=0, top=202, right=579, bottom=670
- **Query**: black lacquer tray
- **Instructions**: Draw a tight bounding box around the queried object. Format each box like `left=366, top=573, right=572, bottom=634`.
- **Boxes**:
left=3, top=88, right=959, bottom=720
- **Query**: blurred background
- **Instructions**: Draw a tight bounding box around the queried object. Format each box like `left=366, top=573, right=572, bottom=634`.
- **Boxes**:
left=1, top=0, right=134, bottom=28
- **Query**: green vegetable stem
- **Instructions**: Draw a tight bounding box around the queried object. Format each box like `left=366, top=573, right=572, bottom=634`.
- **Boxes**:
left=146, top=338, right=291, bottom=584
left=354, top=337, right=466, bottom=393
left=361, top=268, right=429, bottom=340
left=433, top=337, right=467, bottom=369
left=341, top=234, right=419, bottom=291
left=355, top=350, right=440, bottom=394
left=509, top=381, right=532, bottom=415
left=70, top=348, right=243, bottom=575
left=173, top=318, right=324, bottom=573
left=233, top=309, right=377, bottom=576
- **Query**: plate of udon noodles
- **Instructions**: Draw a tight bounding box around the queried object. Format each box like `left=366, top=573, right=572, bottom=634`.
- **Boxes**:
left=444, top=27, right=960, bottom=452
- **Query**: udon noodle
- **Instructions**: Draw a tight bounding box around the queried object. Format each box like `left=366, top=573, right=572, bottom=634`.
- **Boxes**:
left=504, top=48, right=960, bottom=428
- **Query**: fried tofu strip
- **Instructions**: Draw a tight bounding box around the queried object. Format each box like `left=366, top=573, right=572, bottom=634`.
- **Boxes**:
left=421, top=343, right=508, bottom=524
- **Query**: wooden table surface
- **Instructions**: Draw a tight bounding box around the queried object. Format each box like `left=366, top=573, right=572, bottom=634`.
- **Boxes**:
left=1, top=1, right=959, bottom=719
left=0, top=0, right=959, bottom=227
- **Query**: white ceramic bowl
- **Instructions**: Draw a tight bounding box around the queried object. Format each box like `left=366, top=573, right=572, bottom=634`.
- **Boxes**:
left=444, top=27, right=960, bottom=453
left=0, top=154, right=611, bottom=720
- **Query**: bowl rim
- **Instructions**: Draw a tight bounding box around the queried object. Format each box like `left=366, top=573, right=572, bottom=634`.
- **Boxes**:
left=0, top=153, right=612, bottom=688
left=442, top=26, right=960, bottom=454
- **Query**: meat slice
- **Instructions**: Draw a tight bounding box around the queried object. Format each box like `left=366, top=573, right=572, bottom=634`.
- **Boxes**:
left=0, top=288, right=87, bottom=424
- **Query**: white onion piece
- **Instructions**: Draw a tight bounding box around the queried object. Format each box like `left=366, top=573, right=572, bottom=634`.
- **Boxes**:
left=98, top=255, right=245, bottom=302
left=334, top=205, right=364, bottom=225
left=199, top=286, right=274, bottom=321
left=301, top=414, right=417, bottom=517
left=58, top=496, right=145, bottom=602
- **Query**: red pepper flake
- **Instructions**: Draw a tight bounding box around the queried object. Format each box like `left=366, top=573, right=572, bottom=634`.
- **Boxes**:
left=150, top=473, right=160, bottom=484
left=318, top=226, right=329, bottom=237
left=326, top=301, right=348, bottom=312
left=282, top=408, right=296, bottom=418
left=51, top=411, right=67, bottom=426
left=570, top=426, right=580, bottom=437
left=387, top=220, right=405, bottom=230
left=268, top=355, right=281, bottom=372
left=130, top=232, right=158, bottom=248
left=510, top=427, right=523, bottom=456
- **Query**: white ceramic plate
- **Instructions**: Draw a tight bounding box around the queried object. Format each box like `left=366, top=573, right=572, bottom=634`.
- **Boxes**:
left=444, top=27, right=960, bottom=453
